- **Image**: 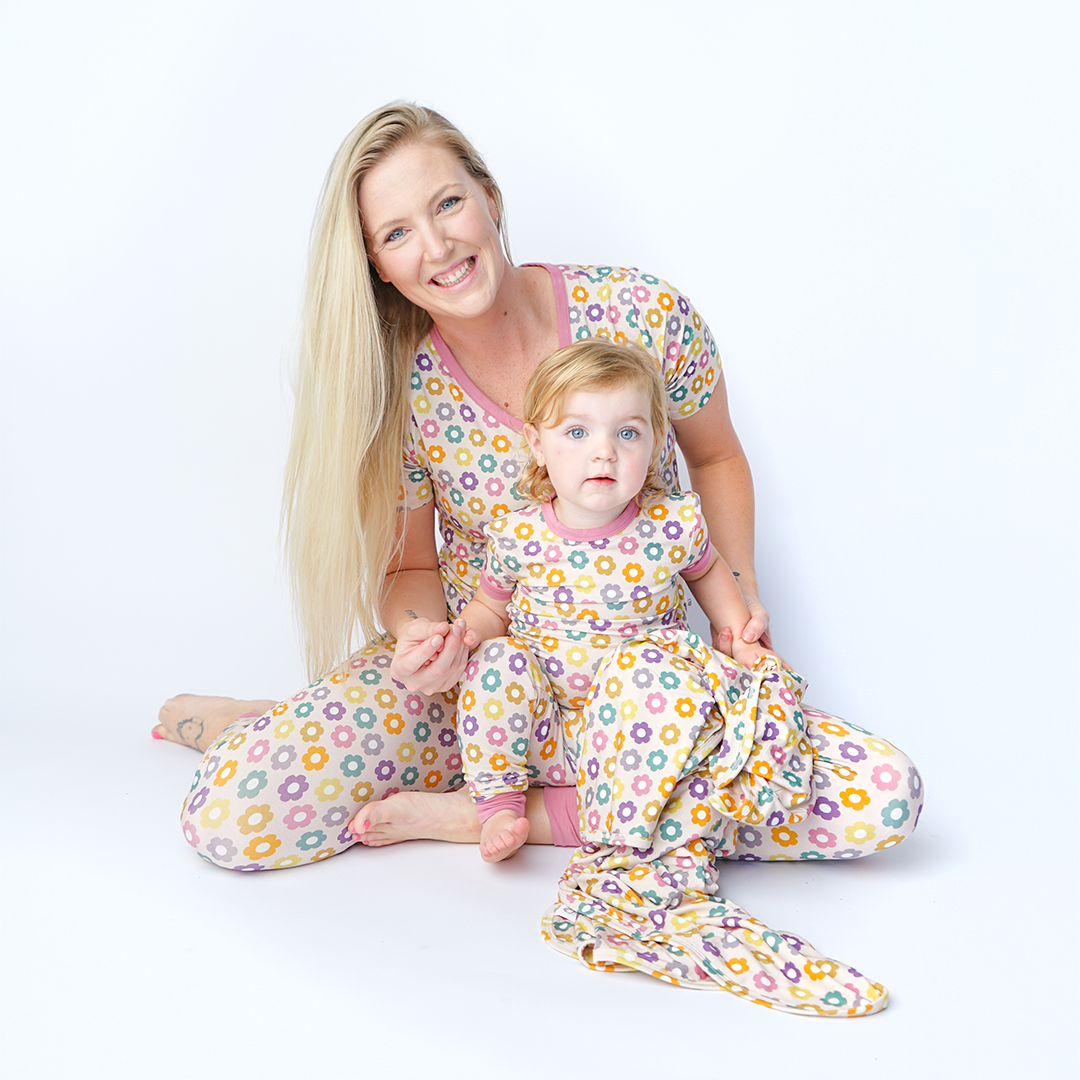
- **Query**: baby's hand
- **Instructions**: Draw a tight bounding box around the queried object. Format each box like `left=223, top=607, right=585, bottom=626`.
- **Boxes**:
left=731, top=637, right=769, bottom=670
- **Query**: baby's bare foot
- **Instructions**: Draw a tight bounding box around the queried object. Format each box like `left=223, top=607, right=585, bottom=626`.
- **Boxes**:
left=479, top=809, right=530, bottom=863
left=348, top=790, right=483, bottom=847
left=153, top=694, right=277, bottom=752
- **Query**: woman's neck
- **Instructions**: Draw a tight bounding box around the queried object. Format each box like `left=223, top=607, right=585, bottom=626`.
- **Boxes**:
left=434, top=264, right=558, bottom=414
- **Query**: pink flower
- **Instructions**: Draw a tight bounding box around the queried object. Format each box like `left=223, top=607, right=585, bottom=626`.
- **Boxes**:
left=646, top=693, right=667, bottom=714
left=808, top=827, right=837, bottom=849
left=404, top=694, right=424, bottom=716
left=871, top=764, right=901, bottom=791
left=591, top=731, right=608, bottom=752
left=283, top=804, right=316, bottom=830
left=182, top=821, right=200, bottom=847
left=330, top=726, right=356, bottom=749
left=247, top=739, right=270, bottom=763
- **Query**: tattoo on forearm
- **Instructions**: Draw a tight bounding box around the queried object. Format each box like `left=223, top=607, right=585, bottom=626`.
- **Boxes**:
left=405, top=609, right=418, bottom=620
left=732, top=570, right=740, bottom=577
left=176, top=717, right=204, bottom=751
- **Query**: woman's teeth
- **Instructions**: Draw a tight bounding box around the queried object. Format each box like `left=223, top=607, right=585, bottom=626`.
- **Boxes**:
left=432, top=257, right=475, bottom=287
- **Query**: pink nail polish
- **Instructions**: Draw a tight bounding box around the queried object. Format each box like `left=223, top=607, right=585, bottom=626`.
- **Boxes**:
left=362, top=820, right=370, bottom=833
left=151, top=730, right=164, bottom=740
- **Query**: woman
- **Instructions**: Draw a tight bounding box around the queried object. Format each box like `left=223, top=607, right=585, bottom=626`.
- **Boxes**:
left=156, top=103, right=921, bottom=874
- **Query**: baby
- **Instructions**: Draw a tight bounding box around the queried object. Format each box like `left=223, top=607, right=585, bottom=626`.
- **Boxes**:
left=452, top=338, right=770, bottom=861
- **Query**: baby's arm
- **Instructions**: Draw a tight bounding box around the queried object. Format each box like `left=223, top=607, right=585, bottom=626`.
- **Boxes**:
left=683, top=551, right=768, bottom=669
left=458, top=589, right=511, bottom=645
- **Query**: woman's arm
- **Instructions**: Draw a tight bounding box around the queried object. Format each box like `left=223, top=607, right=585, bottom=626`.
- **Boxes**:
left=382, top=502, right=477, bottom=693
left=673, top=371, right=770, bottom=647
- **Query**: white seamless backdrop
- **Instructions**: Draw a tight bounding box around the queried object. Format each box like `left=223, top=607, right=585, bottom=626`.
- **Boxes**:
left=1, top=3, right=1077, bottom=1078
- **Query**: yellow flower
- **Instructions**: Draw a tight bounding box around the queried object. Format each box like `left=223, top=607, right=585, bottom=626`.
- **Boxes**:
left=344, top=686, right=365, bottom=704
left=315, top=778, right=344, bottom=803
left=642, top=800, right=662, bottom=822
left=865, top=737, right=896, bottom=757
left=482, top=699, right=504, bottom=720
left=226, top=731, right=247, bottom=751
left=271, top=854, right=302, bottom=868
left=237, top=804, right=273, bottom=835
left=200, top=798, right=231, bottom=828
left=875, top=834, right=905, bottom=851
left=300, top=720, right=324, bottom=743
left=660, top=723, right=681, bottom=745
left=396, top=742, right=415, bottom=763
left=350, top=781, right=373, bottom=803
left=844, top=821, right=876, bottom=845
left=310, top=848, right=335, bottom=862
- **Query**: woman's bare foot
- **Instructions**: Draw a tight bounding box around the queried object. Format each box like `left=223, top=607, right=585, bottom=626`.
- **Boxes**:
left=348, top=790, right=483, bottom=847
left=153, top=694, right=278, bottom=752
left=479, top=810, right=531, bottom=863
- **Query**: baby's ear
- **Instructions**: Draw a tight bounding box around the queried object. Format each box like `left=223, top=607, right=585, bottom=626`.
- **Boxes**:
left=523, top=423, right=544, bottom=465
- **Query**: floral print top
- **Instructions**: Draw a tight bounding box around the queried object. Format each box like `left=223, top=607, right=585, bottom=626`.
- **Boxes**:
left=398, top=263, right=722, bottom=612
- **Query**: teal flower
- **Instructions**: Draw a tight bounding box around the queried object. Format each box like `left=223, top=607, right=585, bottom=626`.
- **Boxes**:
left=294, top=702, right=314, bottom=718
left=445, top=425, right=464, bottom=444
left=882, top=798, right=910, bottom=829
left=401, top=767, right=419, bottom=786
left=236, top=770, right=268, bottom=799
left=598, top=703, right=617, bottom=725
left=647, top=750, right=668, bottom=771
left=340, top=755, right=365, bottom=777
left=295, top=830, right=327, bottom=851
left=358, top=669, right=380, bottom=685
left=412, top=721, right=430, bottom=742
left=480, top=669, right=502, bottom=692
left=644, top=543, right=663, bottom=562
left=478, top=454, right=496, bottom=474
left=568, top=550, right=588, bottom=569
left=596, top=783, right=611, bottom=805
left=659, top=819, right=683, bottom=842
left=822, top=991, right=847, bottom=1007
left=659, top=671, right=679, bottom=690
left=353, top=707, right=377, bottom=727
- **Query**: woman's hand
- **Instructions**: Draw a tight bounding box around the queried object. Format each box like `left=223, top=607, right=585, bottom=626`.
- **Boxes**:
left=390, top=617, right=478, bottom=694
left=740, top=597, right=772, bottom=651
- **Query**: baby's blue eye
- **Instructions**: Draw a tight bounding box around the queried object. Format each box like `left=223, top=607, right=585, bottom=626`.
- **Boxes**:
left=618, top=428, right=639, bottom=441
left=568, top=427, right=586, bottom=439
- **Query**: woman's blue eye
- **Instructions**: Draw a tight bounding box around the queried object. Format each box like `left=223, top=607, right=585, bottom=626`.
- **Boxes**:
left=385, top=227, right=405, bottom=243
left=439, top=196, right=461, bottom=212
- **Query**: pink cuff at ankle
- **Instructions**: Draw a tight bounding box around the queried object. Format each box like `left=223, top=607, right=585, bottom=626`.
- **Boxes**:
left=543, top=785, right=582, bottom=847
left=475, top=791, right=527, bottom=824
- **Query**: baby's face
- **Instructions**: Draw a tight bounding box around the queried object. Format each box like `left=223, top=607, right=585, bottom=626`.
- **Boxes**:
left=526, top=383, right=655, bottom=531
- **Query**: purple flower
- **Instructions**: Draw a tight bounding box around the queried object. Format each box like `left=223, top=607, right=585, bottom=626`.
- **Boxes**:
left=545, top=657, right=564, bottom=678
left=662, top=522, right=683, bottom=539
left=813, top=796, right=841, bottom=820
left=278, top=774, right=309, bottom=802
left=782, top=962, right=801, bottom=983
left=630, top=722, right=653, bottom=744
left=586, top=303, right=603, bottom=322
left=322, top=702, right=346, bottom=722
left=839, top=741, right=867, bottom=763
left=460, top=472, right=478, bottom=491
left=617, top=801, right=636, bottom=823
left=762, top=721, right=778, bottom=742
left=187, top=787, right=209, bottom=814
left=374, top=760, right=396, bottom=782
left=438, top=727, right=457, bottom=747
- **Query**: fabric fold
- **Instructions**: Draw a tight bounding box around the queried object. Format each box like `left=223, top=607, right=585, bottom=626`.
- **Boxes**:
left=541, top=633, right=888, bottom=1016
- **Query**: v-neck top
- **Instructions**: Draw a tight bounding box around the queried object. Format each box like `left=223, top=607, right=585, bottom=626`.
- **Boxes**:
left=398, top=263, right=722, bottom=605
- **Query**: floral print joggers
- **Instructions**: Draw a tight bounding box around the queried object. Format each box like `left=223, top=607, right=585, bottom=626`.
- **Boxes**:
left=181, top=627, right=922, bottom=1015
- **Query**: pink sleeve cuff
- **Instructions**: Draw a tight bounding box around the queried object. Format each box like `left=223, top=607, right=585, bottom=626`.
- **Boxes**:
left=684, top=542, right=716, bottom=576
left=479, top=570, right=514, bottom=601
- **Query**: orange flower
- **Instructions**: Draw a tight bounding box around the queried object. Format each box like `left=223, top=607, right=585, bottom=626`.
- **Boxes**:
left=691, top=804, right=711, bottom=827
left=243, top=834, right=281, bottom=860
left=383, top=713, right=405, bottom=735
left=301, top=745, right=329, bottom=771
left=428, top=444, right=445, bottom=463
left=622, top=563, right=644, bottom=583
left=818, top=722, right=848, bottom=736
left=423, top=770, right=443, bottom=789
left=488, top=753, right=509, bottom=771
left=658, top=292, right=674, bottom=311
left=771, top=825, right=798, bottom=847
left=616, top=650, right=635, bottom=670
left=675, top=698, right=695, bottom=718
left=213, top=760, right=238, bottom=787
left=839, top=787, right=871, bottom=810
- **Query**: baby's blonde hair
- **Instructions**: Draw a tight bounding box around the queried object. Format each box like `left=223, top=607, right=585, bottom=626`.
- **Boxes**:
left=517, top=339, right=669, bottom=504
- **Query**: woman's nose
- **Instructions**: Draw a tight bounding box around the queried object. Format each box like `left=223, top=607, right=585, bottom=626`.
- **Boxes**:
left=420, top=222, right=452, bottom=261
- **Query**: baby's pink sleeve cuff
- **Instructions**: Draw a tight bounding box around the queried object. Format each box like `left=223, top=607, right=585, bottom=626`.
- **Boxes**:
left=479, top=571, right=513, bottom=601
left=684, top=542, right=716, bottom=576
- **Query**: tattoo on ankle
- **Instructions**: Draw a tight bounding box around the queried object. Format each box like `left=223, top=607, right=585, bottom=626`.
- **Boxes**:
left=405, top=609, right=418, bottom=620
left=176, top=717, right=205, bottom=750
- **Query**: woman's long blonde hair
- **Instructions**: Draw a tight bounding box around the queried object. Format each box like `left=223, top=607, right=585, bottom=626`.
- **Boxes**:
left=517, top=340, right=670, bottom=504
left=283, top=103, right=511, bottom=679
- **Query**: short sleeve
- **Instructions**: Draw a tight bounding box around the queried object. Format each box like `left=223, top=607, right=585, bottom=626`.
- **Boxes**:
left=652, top=280, right=722, bottom=423
left=673, top=492, right=713, bottom=573
left=478, top=522, right=517, bottom=601
left=399, top=415, right=433, bottom=511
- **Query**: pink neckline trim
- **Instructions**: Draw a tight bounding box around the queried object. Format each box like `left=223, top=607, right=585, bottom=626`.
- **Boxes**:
left=542, top=499, right=639, bottom=540
left=428, top=263, right=571, bottom=433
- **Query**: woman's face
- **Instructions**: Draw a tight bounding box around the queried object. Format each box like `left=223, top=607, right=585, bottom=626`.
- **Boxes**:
left=360, top=141, right=506, bottom=325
